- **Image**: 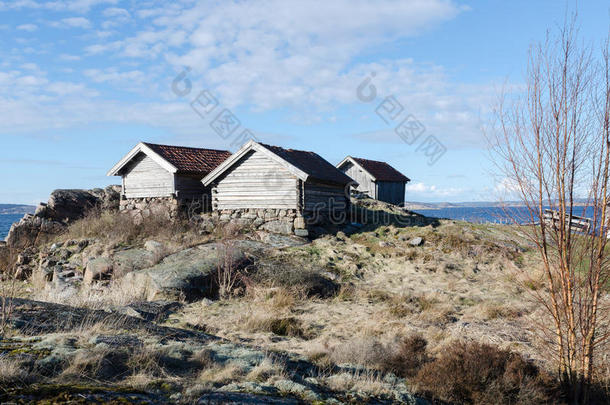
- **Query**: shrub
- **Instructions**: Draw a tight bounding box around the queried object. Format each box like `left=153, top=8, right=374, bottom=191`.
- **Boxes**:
left=381, top=334, right=429, bottom=378
left=327, top=334, right=429, bottom=378
left=329, top=337, right=391, bottom=368
left=215, top=240, right=242, bottom=299
left=414, top=341, right=558, bottom=404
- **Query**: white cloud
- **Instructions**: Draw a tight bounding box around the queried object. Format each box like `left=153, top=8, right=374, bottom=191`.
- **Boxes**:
left=101, top=7, right=130, bottom=29
left=46, top=81, right=96, bottom=96
left=102, top=6, right=129, bottom=18
left=0, top=0, right=118, bottom=13
left=83, top=68, right=146, bottom=85
left=16, top=23, right=37, bottom=31
left=59, top=53, right=81, bottom=61
left=0, top=0, right=494, bottom=153
left=406, top=182, right=465, bottom=198
left=69, top=0, right=491, bottom=146
left=20, top=62, right=39, bottom=70
left=52, top=17, right=92, bottom=29
left=493, top=177, right=522, bottom=199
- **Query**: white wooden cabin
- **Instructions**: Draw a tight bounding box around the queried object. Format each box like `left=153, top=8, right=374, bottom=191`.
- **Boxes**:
left=107, top=142, right=232, bottom=201
left=337, top=156, right=410, bottom=206
left=202, top=141, right=355, bottom=216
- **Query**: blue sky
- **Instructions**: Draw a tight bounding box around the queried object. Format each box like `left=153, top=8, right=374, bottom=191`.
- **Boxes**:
left=0, top=0, right=609, bottom=205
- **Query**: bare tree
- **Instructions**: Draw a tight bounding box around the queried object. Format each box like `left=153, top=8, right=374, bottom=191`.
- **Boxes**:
left=490, top=16, right=610, bottom=404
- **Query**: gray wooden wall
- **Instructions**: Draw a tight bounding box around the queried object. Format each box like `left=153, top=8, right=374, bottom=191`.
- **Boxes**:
left=211, top=150, right=298, bottom=210
left=122, top=153, right=174, bottom=198
left=338, top=161, right=375, bottom=198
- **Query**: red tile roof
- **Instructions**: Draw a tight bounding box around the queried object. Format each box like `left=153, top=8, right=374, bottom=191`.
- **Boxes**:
left=259, top=143, right=354, bottom=185
left=144, top=142, right=232, bottom=175
left=351, top=157, right=410, bottom=182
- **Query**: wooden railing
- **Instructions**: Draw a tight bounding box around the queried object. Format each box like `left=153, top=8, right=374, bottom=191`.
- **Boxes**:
left=542, top=209, right=592, bottom=234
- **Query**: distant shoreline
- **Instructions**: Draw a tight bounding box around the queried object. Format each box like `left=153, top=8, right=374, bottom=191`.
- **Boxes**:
left=0, top=204, right=35, bottom=215
left=404, top=200, right=591, bottom=210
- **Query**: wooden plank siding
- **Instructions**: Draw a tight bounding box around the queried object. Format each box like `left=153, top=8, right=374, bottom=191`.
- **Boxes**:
left=377, top=181, right=405, bottom=205
left=303, top=181, right=349, bottom=214
left=211, top=150, right=299, bottom=210
left=339, top=161, right=375, bottom=198
left=174, top=174, right=209, bottom=198
left=122, top=153, right=174, bottom=198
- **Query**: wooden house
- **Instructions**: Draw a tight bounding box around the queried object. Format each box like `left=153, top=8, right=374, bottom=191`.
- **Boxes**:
left=107, top=142, right=232, bottom=201
left=202, top=141, right=355, bottom=218
left=336, top=156, right=410, bottom=205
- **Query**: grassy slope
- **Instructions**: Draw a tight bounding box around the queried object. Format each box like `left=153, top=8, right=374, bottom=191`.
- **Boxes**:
left=5, top=198, right=608, bottom=403
left=175, top=211, right=551, bottom=367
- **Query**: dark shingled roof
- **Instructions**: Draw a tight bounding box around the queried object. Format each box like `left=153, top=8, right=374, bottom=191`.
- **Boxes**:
left=143, top=142, right=232, bottom=175
left=259, top=143, right=354, bottom=185
left=351, top=157, right=410, bottom=182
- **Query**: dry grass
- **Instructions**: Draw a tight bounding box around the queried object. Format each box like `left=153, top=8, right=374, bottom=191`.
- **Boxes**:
left=199, top=362, right=246, bottom=385
left=327, top=336, right=393, bottom=368
left=324, top=370, right=394, bottom=397
left=72, top=321, right=130, bottom=348
left=0, top=354, right=30, bottom=385
left=58, top=208, right=207, bottom=247
left=246, top=286, right=300, bottom=310
left=243, top=314, right=310, bottom=339
left=33, top=280, right=146, bottom=310
left=245, top=356, right=286, bottom=382
left=60, top=346, right=129, bottom=382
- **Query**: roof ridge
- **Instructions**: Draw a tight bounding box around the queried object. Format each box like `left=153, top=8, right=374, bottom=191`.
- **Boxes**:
left=352, top=156, right=390, bottom=164
left=259, top=142, right=316, bottom=155
left=347, top=156, right=410, bottom=182
left=142, top=142, right=230, bottom=153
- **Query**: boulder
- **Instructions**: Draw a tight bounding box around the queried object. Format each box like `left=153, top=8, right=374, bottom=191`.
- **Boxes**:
left=293, top=216, right=306, bottom=229
left=144, top=240, right=164, bottom=253
left=114, top=301, right=183, bottom=322
left=119, top=243, right=247, bottom=301
left=294, top=229, right=309, bottom=238
left=46, top=189, right=101, bottom=222
left=84, top=257, right=113, bottom=285
left=259, top=220, right=293, bottom=235
left=42, top=186, right=121, bottom=223
left=409, top=237, right=424, bottom=246
left=111, top=248, right=155, bottom=278
left=89, top=185, right=121, bottom=211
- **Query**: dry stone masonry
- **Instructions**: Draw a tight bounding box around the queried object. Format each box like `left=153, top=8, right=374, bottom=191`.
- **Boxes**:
left=201, top=208, right=309, bottom=236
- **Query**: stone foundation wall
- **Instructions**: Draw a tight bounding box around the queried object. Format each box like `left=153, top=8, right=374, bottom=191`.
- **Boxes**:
left=119, top=199, right=345, bottom=237
left=200, top=208, right=308, bottom=237
left=119, top=197, right=181, bottom=221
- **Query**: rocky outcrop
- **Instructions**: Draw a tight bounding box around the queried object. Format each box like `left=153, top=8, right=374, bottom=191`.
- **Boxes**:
left=5, top=215, right=66, bottom=249
left=5, top=185, right=120, bottom=248
left=120, top=242, right=249, bottom=301
left=37, top=186, right=121, bottom=222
